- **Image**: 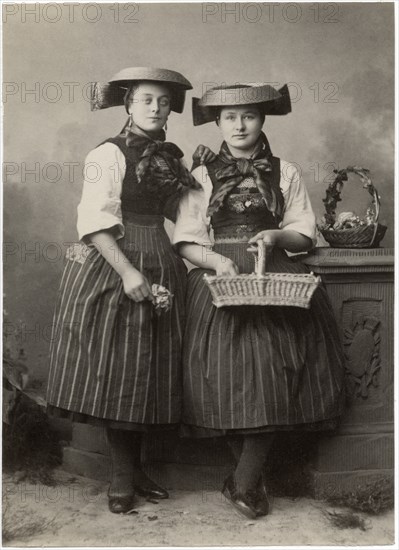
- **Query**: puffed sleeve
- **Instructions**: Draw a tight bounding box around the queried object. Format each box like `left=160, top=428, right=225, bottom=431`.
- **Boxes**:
left=279, top=160, right=317, bottom=246
left=172, top=165, right=213, bottom=247
left=77, top=143, right=126, bottom=242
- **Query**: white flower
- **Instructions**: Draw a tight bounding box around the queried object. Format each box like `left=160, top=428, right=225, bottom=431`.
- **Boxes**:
left=151, top=284, right=173, bottom=315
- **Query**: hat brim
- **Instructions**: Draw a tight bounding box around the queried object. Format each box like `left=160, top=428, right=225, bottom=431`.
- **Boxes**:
left=192, top=84, right=292, bottom=126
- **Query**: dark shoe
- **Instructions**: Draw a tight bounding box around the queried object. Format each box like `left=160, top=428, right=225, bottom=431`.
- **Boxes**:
left=134, top=483, right=169, bottom=500
left=254, top=475, right=271, bottom=517
left=133, top=470, right=169, bottom=499
left=222, top=474, right=257, bottom=520
left=108, top=495, right=136, bottom=514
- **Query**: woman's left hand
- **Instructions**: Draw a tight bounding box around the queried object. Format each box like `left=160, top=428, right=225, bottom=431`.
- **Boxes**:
left=192, top=144, right=217, bottom=165
left=248, top=230, right=280, bottom=250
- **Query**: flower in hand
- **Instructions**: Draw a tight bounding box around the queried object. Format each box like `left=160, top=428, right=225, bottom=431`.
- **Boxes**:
left=152, top=284, right=173, bottom=315
left=122, top=268, right=153, bottom=303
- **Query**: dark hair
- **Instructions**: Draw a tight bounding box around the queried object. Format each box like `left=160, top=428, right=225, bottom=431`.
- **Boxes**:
left=123, top=84, right=140, bottom=113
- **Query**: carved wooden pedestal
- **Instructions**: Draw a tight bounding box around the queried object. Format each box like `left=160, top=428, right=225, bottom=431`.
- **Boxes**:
left=302, top=247, right=394, bottom=497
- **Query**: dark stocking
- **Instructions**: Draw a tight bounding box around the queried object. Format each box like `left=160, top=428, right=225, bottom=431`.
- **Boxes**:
left=233, top=434, right=274, bottom=494
left=227, top=435, right=243, bottom=463
left=106, top=428, right=141, bottom=496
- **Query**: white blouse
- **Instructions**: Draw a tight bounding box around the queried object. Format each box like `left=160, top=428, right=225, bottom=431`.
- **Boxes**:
left=77, top=142, right=192, bottom=243
left=172, top=161, right=317, bottom=248
left=77, top=143, right=126, bottom=242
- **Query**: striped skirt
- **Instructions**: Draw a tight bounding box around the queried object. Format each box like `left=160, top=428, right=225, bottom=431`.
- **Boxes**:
left=46, top=214, right=187, bottom=427
left=182, top=242, right=345, bottom=436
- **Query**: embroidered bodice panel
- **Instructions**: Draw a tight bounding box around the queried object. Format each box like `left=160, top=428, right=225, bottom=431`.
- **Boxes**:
left=211, top=177, right=280, bottom=239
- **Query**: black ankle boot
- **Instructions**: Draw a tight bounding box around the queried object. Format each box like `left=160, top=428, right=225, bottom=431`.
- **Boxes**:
left=107, top=492, right=136, bottom=514
left=254, top=474, right=271, bottom=517
left=133, top=468, right=169, bottom=499
left=222, top=474, right=257, bottom=520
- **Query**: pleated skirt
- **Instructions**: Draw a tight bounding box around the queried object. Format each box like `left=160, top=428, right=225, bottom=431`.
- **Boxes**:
left=182, top=242, right=346, bottom=437
left=46, top=214, right=187, bottom=428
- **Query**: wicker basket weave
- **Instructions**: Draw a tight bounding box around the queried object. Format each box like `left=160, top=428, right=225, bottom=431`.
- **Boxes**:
left=203, top=240, right=321, bottom=309
left=321, top=223, right=387, bottom=248
left=319, top=166, right=387, bottom=248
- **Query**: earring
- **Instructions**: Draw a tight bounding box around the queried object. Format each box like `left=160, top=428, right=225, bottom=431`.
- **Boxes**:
left=164, top=121, right=168, bottom=132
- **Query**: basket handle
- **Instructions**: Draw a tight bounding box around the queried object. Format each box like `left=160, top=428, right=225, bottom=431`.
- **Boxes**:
left=372, top=186, right=381, bottom=224
left=369, top=185, right=381, bottom=247
left=254, top=239, right=267, bottom=276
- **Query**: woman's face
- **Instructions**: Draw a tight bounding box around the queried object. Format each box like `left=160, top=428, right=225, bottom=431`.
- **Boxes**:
left=128, top=82, right=171, bottom=133
left=218, top=106, right=264, bottom=152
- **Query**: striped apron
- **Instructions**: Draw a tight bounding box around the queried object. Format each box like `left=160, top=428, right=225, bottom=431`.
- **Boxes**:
left=181, top=166, right=345, bottom=436
left=46, top=213, right=186, bottom=427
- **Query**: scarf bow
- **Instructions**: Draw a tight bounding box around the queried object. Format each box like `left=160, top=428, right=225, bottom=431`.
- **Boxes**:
left=216, top=157, right=272, bottom=183
left=124, top=123, right=201, bottom=194
left=207, top=133, right=283, bottom=220
left=136, top=140, right=185, bottom=183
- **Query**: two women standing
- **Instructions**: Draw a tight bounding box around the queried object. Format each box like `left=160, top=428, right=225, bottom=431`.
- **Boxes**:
left=46, top=68, right=345, bottom=518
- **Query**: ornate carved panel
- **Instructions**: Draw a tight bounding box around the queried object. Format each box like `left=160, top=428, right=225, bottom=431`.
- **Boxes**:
left=343, top=310, right=381, bottom=400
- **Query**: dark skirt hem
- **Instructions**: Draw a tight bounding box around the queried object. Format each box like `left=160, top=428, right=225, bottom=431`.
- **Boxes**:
left=47, top=405, right=178, bottom=433
left=179, top=417, right=341, bottom=438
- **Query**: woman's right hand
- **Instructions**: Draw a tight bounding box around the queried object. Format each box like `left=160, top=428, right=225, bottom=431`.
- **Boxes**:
left=122, top=268, right=153, bottom=302
left=214, top=256, right=239, bottom=277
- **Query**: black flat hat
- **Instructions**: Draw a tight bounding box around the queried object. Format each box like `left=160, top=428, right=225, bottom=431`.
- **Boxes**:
left=91, top=67, right=193, bottom=113
left=192, top=83, right=291, bottom=125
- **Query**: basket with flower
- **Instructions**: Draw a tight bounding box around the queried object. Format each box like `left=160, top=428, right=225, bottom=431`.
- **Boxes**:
left=317, top=166, right=387, bottom=248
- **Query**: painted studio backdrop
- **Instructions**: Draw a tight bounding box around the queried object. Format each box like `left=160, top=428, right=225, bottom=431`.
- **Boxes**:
left=3, top=2, right=394, bottom=383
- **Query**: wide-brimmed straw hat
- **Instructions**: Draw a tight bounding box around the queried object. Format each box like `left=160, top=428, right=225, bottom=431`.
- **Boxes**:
left=91, top=67, right=193, bottom=113
left=192, top=83, right=291, bottom=125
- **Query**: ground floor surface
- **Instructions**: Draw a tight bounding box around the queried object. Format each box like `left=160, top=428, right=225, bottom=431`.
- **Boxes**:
left=2, top=469, right=395, bottom=547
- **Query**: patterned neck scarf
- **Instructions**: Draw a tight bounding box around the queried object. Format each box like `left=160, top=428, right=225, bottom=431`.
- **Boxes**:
left=207, top=132, right=284, bottom=222
left=123, top=121, right=201, bottom=193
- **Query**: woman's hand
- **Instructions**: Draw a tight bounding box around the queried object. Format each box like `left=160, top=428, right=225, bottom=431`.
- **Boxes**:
left=248, top=230, right=280, bottom=248
left=247, top=231, right=279, bottom=256
left=192, top=144, right=217, bottom=165
left=248, top=229, right=313, bottom=253
left=213, top=256, right=239, bottom=277
left=178, top=243, right=238, bottom=274
left=122, top=268, right=154, bottom=302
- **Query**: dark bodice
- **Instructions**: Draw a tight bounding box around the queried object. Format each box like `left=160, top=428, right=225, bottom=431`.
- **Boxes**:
left=206, top=156, right=283, bottom=240
left=103, top=136, right=179, bottom=221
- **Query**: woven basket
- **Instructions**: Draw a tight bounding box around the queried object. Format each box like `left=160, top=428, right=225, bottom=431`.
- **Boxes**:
left=203, top=240, right=321, bottom=309
left=319, top=166, right=387, bottom=248
left=321, top=223, right=387, bottom=248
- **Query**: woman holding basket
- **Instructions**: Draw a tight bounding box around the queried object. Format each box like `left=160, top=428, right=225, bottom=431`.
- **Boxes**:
left=173, top=83, right=345, bottom=519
